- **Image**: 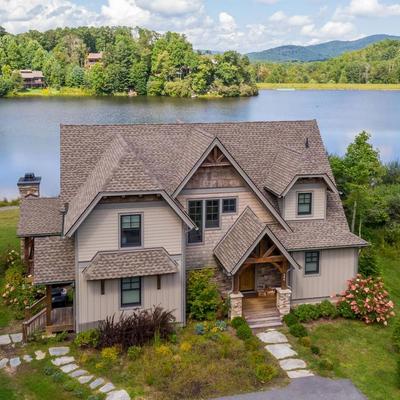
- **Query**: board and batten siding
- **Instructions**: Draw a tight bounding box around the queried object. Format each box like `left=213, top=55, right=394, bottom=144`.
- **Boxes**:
left=290, top=248, right=358, bottom=302
left=177, top=189, right=274, bottom=268
left=76, top=201, right=183, bottom=262
left=283, top=182, right=327, bottom=221
left=76, top=257, right=184, bottom=331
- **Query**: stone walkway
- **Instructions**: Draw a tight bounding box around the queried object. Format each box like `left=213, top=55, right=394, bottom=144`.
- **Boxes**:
left=0, top=345, right=130, bottom=400
left=0, top=332, right=23, bottom=346
left=257, top=329, right=314, bottom=379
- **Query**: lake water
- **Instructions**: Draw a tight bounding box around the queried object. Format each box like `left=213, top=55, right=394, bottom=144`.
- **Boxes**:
left=0, top=89, right=399, bottom=198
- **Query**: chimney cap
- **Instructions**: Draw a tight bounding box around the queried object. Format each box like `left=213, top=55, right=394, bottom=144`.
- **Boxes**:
left=17, top=172, right=42, bottom=186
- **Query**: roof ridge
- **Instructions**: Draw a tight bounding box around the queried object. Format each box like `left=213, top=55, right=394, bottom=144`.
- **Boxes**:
left=191, top=126, right=215, bottom=139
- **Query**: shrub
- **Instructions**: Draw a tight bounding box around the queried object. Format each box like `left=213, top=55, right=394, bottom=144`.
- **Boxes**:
left=293, top=304, right=321, bottom=322
left=101, top=346, right=119, bottom=365
left=319, top=300, right=338, bottom=319
left=336, top=300, right=356, bottom=319
left=318, top=358, right=334, bottom=370
left=97, top=306, right=175, bottom=350
left=236, top=324, right=252, bottom=341
left=283, top=312, right=298, bottom=327
left=289, top=323, right=308, bottom=338
left=239, top=84, right=258, bottom=97
left=155, top=344, right=173, bottom=357
left=215, top=320, right=227, bottom=332
left=231, top=316, right=247, bottom=329
left=186, top=268, right=223, bottom=321
left=164, top=79, right=192, bottom=97
left=146, top=77, right=164, bottom=96
left=298, top=336, right=312, bottom=347
left=392, top=319, right=400, bottom=352
left=359, top=247, right=380, bottom=278
left=74, top=329, right=99, bottom=348
left=255, top=364, right=277, bottom=383
left=337, top=274, right=395, bottom=325
left=397, top=359, right=400, bottom=388
left=195, top=323, right=205, bottom=335
left=127, top=345, right=142, bottom=360
left=63, top=381, right=75, bottom=392
left=311, top=345, right=320, bottom=355
left=179, top=342, right=192, bottom=352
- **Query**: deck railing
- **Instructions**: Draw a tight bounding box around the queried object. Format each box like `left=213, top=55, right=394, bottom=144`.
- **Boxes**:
left=22, top=308, right=47, bottom=342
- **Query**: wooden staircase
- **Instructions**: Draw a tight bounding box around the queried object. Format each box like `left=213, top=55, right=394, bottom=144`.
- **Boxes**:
left=243, top=296, right=282, bottom=330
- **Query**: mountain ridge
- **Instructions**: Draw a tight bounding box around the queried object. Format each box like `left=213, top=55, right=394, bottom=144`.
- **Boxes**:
left=247, top=34, right=400, bottom=62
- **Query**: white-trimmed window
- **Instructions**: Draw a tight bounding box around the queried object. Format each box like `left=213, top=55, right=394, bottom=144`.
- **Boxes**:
left=121, top=277, right=141, bottom=307
left=120, top=214, right=142, bottom=248
left=298, top=192, right=312, bottom=216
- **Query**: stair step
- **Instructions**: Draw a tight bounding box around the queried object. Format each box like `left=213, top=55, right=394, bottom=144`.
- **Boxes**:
left=249, top=321, right=283, bottom=329
left=246, top=316, right=282, bottom=324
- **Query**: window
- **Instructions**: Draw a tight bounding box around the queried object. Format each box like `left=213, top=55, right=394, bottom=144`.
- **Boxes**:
left=120, top=214, right=141, bottom=248
left=305, top=251, right=320, bottom=275
left=222, top=198, right=237, bottom=213
left=298, top=192, right=312, bottom=216
left=121, top=277, right=141, bottom=307
left=205, top=199, right=220, bottom=228
left=188, top=200, right=203, bottom=244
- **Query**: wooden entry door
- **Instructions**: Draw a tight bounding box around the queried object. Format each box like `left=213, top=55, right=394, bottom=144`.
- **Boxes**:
left=239, top=265, right=255, bottom=292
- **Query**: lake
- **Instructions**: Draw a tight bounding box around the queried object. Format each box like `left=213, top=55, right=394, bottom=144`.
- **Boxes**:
left=0, top=89, right=399, bottom=198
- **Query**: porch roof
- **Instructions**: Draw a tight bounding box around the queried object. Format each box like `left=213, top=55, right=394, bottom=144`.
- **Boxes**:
left=214, top=207, right=299, bottom=274
left=83, top=247, right=178, bottom=280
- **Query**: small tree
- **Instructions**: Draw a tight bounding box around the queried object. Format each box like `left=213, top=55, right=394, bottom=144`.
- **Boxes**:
left=358, top=247, right=380, bottom=278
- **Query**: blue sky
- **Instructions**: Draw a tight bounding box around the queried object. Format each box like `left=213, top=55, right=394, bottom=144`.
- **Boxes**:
left=1, top=0, right=400, bottom=52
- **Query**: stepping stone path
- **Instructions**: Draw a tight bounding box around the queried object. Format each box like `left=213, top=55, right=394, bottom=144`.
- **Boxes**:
left=0, top=344, right=130, bottom=399
left=257, top=329, right=314, bottom=379
left=10, top=333, right=23, bottom=343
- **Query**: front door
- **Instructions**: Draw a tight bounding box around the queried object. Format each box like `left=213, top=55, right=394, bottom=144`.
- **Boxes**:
left=239, top=265, right=255, bottom=292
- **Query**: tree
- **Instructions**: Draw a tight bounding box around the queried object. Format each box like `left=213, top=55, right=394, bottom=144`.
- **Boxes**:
left=130, top=60, right=149, bottom=95
left=85, top=63, right=109, bottom=94
left=0, top=26, right=6, bottom=37
left=65, top=65, right=85, bottom=87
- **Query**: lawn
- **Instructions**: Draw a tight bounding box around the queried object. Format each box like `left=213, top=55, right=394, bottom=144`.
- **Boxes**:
left=8, top=87, right=94, bottom=97
left=257, top=82, right=400, bottom=91
left=286, top=248, right=400, bottom=400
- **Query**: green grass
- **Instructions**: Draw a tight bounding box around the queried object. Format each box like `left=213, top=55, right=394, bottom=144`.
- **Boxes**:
left=287, top=247, right=400, bottom=400
left=8, top=87, right=94, bottom=97
left=0, top=358, right=96, bottom=400
left=257, top=82, right=400, bottom=91
left=0, top=208, right=19, bottom=254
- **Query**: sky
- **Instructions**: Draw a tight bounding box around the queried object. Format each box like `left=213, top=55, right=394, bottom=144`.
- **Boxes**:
left=0, top=0, right=399, bottom=52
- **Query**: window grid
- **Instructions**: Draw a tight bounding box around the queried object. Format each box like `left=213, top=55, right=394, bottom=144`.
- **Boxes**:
left=120, top=214, right=142, bottom=248
left=188, top=200, right=203, bottom=244
left=222, top=198, right=237, bottom=213
left=305, top=251, right=320, bottom=275
left=121, top=277, right=141, bottom=307
left=205, top=199, right=220, bottom=229
left=298, top=192, right=312, bottom=215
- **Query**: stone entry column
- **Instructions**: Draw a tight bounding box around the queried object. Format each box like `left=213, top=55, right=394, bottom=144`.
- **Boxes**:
left=276, top=288, right=292, bottom=316
left=229, top=292, right=244, bottom=320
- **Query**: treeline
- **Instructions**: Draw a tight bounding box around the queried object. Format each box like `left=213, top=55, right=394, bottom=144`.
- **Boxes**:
left=330, top=132, right=400, bottom=252
left=0, top=26, right=257, bottom=97
left=253, top=40, right=400, bottom=84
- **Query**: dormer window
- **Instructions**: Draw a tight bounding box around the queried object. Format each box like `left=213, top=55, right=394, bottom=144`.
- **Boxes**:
left=297, top=192, right=312, bottom=216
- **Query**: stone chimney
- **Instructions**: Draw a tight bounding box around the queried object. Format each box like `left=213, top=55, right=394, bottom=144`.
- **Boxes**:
left=17, top=172, right=41, bottom=198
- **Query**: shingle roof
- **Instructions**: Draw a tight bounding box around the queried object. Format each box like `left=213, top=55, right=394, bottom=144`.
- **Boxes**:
left=18, top=197, right=63, bottom=237
left=33, top=236, right=75, bottom=284
left=83, top=248, right=178, bottom=280
left=214, top=207, right=266, bottom=273
left=269, top=192, right=369, bottom=251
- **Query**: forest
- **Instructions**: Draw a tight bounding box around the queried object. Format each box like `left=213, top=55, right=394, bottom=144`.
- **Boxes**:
left=0, top=26, right=257, bottom=97
left=253, top=40, right=400, bottom=84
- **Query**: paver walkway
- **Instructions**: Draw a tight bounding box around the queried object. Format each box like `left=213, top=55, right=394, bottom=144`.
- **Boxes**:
left=0, top=333, right=22, bottom=345
left=257, top=329, right=313, bottom=379
left=0, top=345, right=130, bottom=400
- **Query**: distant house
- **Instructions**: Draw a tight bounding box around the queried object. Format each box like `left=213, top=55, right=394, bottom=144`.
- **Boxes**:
left=86, top=52, right=103, bottom=68
left=20, top=70, right=44, bottom=89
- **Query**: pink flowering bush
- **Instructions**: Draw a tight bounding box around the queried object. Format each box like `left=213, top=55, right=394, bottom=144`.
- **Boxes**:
left=337, top=274, right=395, bottom=326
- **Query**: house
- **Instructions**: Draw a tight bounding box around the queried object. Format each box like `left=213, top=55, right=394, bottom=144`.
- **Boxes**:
left=85, top=52, right=103, bottom=68
left=19, top=70, right=44, bottom=88
left=17, top=121, right=367, bottom=333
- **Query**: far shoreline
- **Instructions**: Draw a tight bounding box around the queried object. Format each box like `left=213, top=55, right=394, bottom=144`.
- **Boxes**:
left=257, top=82, right=400, bottom=91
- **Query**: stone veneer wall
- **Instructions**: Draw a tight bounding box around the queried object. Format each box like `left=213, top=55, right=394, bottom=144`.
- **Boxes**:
left=255, top=264, right=281, bottom=292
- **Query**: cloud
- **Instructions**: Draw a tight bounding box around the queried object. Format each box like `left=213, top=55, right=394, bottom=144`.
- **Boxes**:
left=269, top=11, right=312, bottom=26
left=301, top=21, right=355, bottom=39
left=256, top=0, right=280, bottom=4
left=101, top=0, right=150, bottom=26
left=219, top=12, right=237, bottom=32
left=347, top=0, right=400, bottom=17
left=135, top=0, right=203, bottom=17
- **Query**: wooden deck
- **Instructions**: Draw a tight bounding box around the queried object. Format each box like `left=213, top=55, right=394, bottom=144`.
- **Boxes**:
left=49, top=307, right=74, bottom=333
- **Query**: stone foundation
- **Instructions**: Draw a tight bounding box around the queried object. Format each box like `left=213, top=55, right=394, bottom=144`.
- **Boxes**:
left=255, top=264, right=281, bottom=293
left=276, top=288, right=292, bottom=316
left=229, top=292, right=243, bottom=320
left=210, top=266, right=232, bottom=298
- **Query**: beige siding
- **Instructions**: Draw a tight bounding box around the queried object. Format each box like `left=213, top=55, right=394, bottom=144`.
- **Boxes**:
left=290, top=248, right=358, bottom=301
left=77, top=257, right=184, bottom=330
left=77, top=201, right=182, bottom=262
left=283, top=182, right=327, bottom=221
left=177, top=189, right=274, bottom=268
